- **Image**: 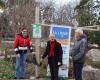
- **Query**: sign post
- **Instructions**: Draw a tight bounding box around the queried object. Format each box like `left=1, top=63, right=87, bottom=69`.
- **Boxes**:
left=32, top=0, right=41, bottom=78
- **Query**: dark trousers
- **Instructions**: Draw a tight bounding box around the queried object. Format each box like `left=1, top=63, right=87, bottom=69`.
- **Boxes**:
left=73, top=62, right=84, bottom=80
left=49, top=58, right=59, bottom=80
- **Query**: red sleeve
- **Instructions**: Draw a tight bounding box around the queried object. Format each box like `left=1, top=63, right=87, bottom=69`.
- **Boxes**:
left=27, top=38, right=31, bottom=47
left=13, top=35, right=19, bottom=54
left=13, top=35, right=19, bottom=48
left=28, top=38, right=33, bottom=52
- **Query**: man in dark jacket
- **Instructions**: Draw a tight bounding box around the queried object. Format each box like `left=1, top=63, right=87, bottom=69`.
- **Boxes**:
left=71, top=29, right=87, bottom=80
left=42, top=34, right=63, bottom=80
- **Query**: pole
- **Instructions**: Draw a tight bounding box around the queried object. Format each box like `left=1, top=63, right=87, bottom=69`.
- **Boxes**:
left=34, top=0, right=40, bottom=78
left=35, top=0, right=40, bottom=23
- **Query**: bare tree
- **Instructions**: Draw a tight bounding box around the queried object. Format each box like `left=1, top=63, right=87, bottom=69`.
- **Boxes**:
left=40, top=0, right=55, bottom=24
left=40, top=0, right=77, bottom=26
left=53, top=4, right=78, bottom=26
left=0, top=0, right=36, bottom=39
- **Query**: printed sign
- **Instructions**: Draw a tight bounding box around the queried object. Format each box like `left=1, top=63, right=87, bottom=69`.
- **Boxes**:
left=32, top=23, right=41, bottom=38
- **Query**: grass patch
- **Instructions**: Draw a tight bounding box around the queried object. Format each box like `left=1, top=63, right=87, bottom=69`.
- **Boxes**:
left=0, top=59, right=15, bottom=79
left=0, top=73, right=15, bottom=79
left=39, top=58, right=48, bottom=77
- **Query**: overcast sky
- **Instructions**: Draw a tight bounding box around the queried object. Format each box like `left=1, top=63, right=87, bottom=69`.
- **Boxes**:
left=41, top=0, right=81, bottom=8
left=56, top=0, right=81, bottom=7
left=55, top=0, right=70, bottom=5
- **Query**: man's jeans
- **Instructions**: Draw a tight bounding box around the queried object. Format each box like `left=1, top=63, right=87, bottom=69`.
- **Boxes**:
left=73, top=62, right=84, bottom=80
left=16, top=51, right=26, bottom=78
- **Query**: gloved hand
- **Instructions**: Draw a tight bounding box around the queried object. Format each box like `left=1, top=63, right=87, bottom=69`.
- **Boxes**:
left=58, top=62, right=62, bottom=66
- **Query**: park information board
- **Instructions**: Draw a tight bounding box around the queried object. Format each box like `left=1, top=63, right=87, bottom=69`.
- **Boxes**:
left=47, top=24, right=71, bottom=78
left=32, top=23, right=41, bottom=38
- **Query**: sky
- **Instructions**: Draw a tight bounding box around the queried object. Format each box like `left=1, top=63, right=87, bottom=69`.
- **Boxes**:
left=42, top=0, right=81, bottom=8
left=56, top=0, right=81, bottom=7
left=56, top=0, right=70, bottom=5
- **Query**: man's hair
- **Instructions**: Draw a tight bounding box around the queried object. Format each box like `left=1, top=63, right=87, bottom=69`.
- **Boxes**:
left=49, top=34, right=55, bottom=38
left=75, top=28, right=83, bottom=34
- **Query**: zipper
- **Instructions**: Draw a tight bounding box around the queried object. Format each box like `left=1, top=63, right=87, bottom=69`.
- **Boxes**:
left=24, top=39, right=26, bottom=46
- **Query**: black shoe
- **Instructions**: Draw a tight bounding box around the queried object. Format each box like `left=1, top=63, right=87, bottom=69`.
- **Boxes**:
left=14, top=77, right=17, bottom=79
left=20, top=77, right=25, bottom=79
left=14, top=77, right=20, bottom=79
left=35, top=76, right=40, bottom=79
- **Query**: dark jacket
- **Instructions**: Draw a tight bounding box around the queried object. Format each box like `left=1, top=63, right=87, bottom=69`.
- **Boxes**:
left=42, top=40, right=63, bottom=65
left=71, top=34, right=87, bottom=63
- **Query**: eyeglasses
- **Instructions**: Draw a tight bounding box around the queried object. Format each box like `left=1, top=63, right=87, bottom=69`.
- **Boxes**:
left=23, top=30, right=27, bottom=32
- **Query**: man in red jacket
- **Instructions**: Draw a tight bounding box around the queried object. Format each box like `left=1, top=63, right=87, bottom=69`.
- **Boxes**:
left=13, top=28, right=33, bottom=79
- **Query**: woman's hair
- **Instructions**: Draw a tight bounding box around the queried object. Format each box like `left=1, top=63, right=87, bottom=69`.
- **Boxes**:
left=21, top=27, right=28, bottom=31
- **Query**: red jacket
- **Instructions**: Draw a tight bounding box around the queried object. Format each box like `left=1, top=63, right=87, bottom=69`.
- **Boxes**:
left=13, top=33, right=33, bottom=54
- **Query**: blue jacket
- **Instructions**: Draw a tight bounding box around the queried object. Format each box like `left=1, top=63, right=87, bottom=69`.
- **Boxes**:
left=71, top=34, right=87, bottom=63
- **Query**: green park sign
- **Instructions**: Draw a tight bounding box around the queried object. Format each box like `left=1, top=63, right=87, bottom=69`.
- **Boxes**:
left=32, top=23, right=41, bottom=38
